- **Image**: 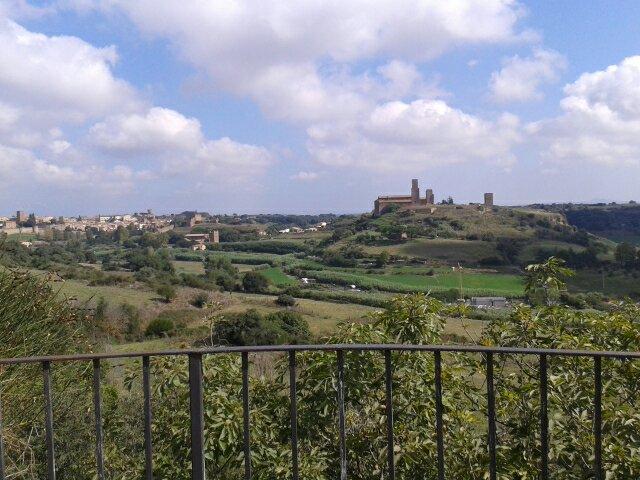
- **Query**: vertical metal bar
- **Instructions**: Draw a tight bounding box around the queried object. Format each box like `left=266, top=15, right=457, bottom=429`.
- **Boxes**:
left=93, top=359, right=105, bottom=480
left=539, top=354, right=549, bottom=480
left=0, top=389, right=6, bottom=479
left=485, top=352, right=497, bottom=480
left=288, top=351, right=299, bottom=480
left=189, top=354, right=205, bottom=480
left=142, top=356, right=153, bottom=480
left=242, top=352, right=251, bottom=480
left=42, top=361, right=56, bottom=480
left=384, top=350, right=395, bottom=480
left=594, top=356, right=603, bottom=480
left=337, top=350, right=347, bottom=480
left=434, top=351, right=445, bottom=480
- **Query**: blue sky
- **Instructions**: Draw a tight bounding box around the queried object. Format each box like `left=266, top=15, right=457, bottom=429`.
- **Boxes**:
left=1, top=0, right=640, bottom=215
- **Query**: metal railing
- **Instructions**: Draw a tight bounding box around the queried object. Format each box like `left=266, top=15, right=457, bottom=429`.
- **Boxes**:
left=1, top=343, right=635, bottom=480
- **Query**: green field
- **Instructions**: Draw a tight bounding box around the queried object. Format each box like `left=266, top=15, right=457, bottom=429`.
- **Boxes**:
left=371, top=272, right=523, bottom=295
left=260, top=267, right=298, bottom=287
left=298, top=268, right=524, bottom=297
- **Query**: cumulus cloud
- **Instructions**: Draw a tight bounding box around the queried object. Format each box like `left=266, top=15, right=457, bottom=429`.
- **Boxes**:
left=88, top=108, right=274, bottom=177
left=81, top=0, right=532, bottom=175
left=308, top=99, right=521, bottom=171
left=89, top=107, right=204, bottom=154
left=98, top=0, right=528, bottom=124
left=530, top=56, right=640, bottom=166
left=0, top=18, right=140, bottom=123
left=0, top=14, right=275, bottom=200
left=489, top=48, right=566, bottom=103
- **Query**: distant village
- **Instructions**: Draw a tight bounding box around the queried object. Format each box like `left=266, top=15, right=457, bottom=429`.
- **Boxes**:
left=0, top=209, right=330, bottom=251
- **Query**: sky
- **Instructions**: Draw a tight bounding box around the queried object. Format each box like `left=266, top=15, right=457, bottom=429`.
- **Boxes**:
left=1, top=0, right=640, bottom=215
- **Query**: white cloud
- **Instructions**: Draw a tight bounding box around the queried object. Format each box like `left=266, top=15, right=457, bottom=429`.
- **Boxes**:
left=89, top=107, right=203, bottom=154
left=0, top=143, right=148, bottom=194
left=98, top=0, right=528, bottom=124
left=308, top=99, right=521, bottom=171
left=0, top=15, right=276, bottom=198
left=530, top=56, right=640, bottom=166
left=0, top=18, right=140, bottom=123
left=88, top=108, right=274, bottom=178
left=489, top=48, right=566, bottom=103
left=291, top=171, right=320, bottom=181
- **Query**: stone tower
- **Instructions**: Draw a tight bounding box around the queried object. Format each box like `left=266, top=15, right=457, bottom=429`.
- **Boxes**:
left=425, top=189, right=435, bottom=204
left=411, top=179, right=420, bottom=204
left=484, top=193, right=494, bottom=207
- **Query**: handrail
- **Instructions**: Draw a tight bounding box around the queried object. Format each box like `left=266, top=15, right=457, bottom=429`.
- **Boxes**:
left=1, top=343, right=640, bottom=365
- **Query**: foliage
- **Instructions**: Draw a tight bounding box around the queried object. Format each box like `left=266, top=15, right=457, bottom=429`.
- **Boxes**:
left=190, top=292, right=210, bottom=308
left=525, top=256, right=575, bottom=306
left=0, top=269, right=94, bottom=478
left=275, top=293, right=297, bottom=307
left=242, top=271, right=270, bottom=293
left=105, top=294, right=640, bottom=479
left=156, top=284, right=177, bottom=303
left=209, top=309, right=311, bottom=346
left=145, top=316, right=175, bottom=337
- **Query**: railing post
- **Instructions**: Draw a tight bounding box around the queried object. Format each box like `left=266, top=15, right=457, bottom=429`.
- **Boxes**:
left=384, top=350, right=395, bottom=480
left=142, top=356, right=153, bottom=480
left=539, top=354, right=548, bottom=480
left=594, top=356, right=603, bottom=480
left=337, top=350, right=347, bottom=480
left=434, top=351, right=445, bottom=480
left=485, top=352, right=497, bottom=480
left=93, top=359, right=105, bottom=480
left=42, top=361, right=56, bottom=480
left=288, top=351, right=299, bottom=480
left=0, top=389, right=5, bottom=480
left=242, top=352, right=251, bottom=480
left=189, top=354, right=205, bottom=480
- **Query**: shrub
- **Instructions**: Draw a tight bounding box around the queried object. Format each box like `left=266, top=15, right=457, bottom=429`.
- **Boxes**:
left=156, top=284, right=177, bottom=303
left=242, top=271, right=270, bottom=293
left=191, top=292, right=209, bottom=308
left=145, top=317, right=175, bottom=337
left=275, top=294, right=297, bottom=307
left=120, top=302, right=141, bottom=339
left=210, top=309, right=310, bottom=346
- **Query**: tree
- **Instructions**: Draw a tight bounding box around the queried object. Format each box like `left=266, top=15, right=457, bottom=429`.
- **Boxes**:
left=496, top=237, right=523, bottom=264
left=615, top=242, right=637, bottom=268
left=242, top=271, right=270, bottom=293
left=375, top=250, right=390, bottom=268
left=114, top=225, right=129, bottom=244
left=524, top=256, right=575, bottom=305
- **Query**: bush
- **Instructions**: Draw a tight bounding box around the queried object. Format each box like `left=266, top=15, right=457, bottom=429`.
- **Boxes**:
left=120, top=302, right=141, bottom=339
left=210, top=309, right=310, bottom=345
left=145, top=317, right=175, bottom=337
left=191, top=292, right=209, bottom=308
left=156, top=284, right=177, bottom=303
left=242, top=271, right=270, bottom=293
left=275, top=294, right=297, bottom=307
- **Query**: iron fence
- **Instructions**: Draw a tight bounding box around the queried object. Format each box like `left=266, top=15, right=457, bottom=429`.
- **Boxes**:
left=0, top=343, right=635, bottom=480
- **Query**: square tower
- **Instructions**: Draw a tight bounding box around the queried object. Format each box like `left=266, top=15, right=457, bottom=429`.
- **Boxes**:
left=411, top=179, right=420, bottom=204
left=484, top=193, right=494, bottom=207
left=425, top=189, right=435, bottom=204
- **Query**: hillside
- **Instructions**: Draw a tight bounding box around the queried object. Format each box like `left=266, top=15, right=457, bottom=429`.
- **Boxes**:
left=323, top=204, right=607, bottom=267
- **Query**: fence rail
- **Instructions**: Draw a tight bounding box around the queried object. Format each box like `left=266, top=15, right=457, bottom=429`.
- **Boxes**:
left=0, top=343, right=629, bottom=480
